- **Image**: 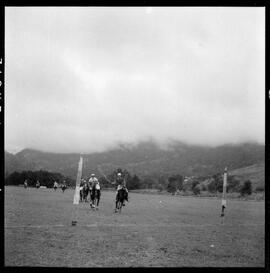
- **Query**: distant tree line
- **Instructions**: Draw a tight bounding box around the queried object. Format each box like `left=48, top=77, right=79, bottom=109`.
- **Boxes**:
left=5, top=170, right=75, bottom=188
left=6, top=168, right=258, bottom=197
left=103, top=169, right=256, bottom=197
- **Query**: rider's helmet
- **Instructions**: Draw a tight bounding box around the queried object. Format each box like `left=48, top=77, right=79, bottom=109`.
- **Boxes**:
left=117, top=173, right=122, bottom=176
left=91, top=173, right=95, bottom=177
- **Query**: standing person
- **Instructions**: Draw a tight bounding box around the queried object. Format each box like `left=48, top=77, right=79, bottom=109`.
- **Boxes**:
left=53, top=181, right=58, bottom=191
left=114, top=172, right=128, bottom=206
left=24, top=179, right=28, bottom=189
left=62, top=180, right=67, bottom=192
left=88, top=174, right=98, bottom=208
left=36, top=180, right=40, bottom=189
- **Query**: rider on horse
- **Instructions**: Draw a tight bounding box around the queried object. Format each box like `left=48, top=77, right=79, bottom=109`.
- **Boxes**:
left=89, top=173, right=99, bottom=208
left=62, top=180, right=67, bottom=192
left=114, top=172, right=128, bottom=206
left=89, top=173, right=98, bottom=189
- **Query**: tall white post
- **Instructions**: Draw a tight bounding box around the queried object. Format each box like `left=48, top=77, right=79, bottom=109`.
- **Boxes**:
left=221, top=167, right=227, bottom=224
left=72, top=156, right=83, bottom=225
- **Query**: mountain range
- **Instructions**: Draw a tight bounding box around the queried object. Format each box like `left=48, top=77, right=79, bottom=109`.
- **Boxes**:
left=5, top=141, right=265, bottom=184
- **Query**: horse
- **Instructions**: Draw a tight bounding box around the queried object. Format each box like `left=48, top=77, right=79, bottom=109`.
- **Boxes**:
left=90, top=184, right=101, bottom=210
left=115, top=188, right=127, bottom=213
left=62, top=184, right=67, bottom=193
left=80, top=183, right=89, bottom=202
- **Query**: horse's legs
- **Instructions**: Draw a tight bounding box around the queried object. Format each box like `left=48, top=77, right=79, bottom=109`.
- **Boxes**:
left=90, top=195, right=95, bottom=208
left=119, top=202, right=122, bottom=213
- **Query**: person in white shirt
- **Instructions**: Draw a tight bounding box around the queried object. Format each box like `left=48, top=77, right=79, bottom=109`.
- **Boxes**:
left=53, top=181, right=58, bottom=190
left=89, top=174, right=99, bottom=208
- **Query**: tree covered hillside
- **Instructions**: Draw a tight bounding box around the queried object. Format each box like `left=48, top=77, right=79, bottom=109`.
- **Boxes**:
left=5, top=141, right=264, bottom=181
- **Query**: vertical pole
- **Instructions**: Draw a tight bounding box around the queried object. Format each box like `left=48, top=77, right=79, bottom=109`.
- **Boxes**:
left=221, top=167, right=227, bottom=224
left=71, top=156, right=83, bottom=226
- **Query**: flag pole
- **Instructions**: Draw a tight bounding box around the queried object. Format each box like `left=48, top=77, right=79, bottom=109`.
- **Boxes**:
left=71, top=155, right=83, bottom=226
left=221, top=167, right=227, bottom=224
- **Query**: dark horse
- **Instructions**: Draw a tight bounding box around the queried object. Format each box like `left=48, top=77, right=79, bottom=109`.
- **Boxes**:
left=115, top=188, right=128, bottom=213
left=80, top=183, right=89, bottom=202
left=90, top=184, right=101, bottom=210
left=62, top=184, right=67, bottom=193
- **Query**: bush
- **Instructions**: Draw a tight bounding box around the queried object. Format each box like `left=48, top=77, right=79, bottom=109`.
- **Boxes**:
left=192, top=185, right=201, bottom=195
left=240, top=180, right=252, bottom=196
left=128, top=175, right=141, bottom=190
left=227, top=175, right=241, bottom=192
left=255, top=185, right=264, bottom=192
left=167, top=174, right=183, bottom=193
left=191, top=180, right=199, bottom=189
left=201, top=184, right=207, bottom=191
left=207, top=174, right=223, bottom=193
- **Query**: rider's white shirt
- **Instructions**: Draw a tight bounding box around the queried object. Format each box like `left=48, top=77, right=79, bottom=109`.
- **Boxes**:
left=89, top=177, right=98, bottom=189
left=89, top=177, right=98, bottom=183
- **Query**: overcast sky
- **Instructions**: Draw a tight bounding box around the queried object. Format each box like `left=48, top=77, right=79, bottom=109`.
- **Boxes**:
left=5, top=7, right=265, bottom=153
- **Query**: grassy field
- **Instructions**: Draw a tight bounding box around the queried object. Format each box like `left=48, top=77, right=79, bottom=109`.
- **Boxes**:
left=5, top=186, right=264, bottom=267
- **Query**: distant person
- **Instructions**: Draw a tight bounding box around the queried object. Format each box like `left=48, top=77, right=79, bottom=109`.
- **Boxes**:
left=24, top=179, right=28, bottom=189
left=36, top=180, right=40, bottom=189
left=62, top=180, right=67, bottom=192
left=53, top=181, right=58, bottom=191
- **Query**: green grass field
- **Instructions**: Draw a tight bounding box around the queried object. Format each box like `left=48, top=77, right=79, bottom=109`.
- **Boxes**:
left=5, top=186, right=264, bottom=267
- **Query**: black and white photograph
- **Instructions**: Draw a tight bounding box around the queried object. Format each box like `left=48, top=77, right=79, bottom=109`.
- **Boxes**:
left=4, top=6, right=265, bottom=267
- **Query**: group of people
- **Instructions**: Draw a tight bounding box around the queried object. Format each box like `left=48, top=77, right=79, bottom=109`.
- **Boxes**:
left=23, top=179, right=67, bottom=190
left=23, top=169, right=129, bottom=209
left=79, top=171, right=129, bottom=208
left=80, top=173, right=100, bottom=207
left=53, top=180, right=67, bottom=192
left=81, top=173, right=100, bottom=191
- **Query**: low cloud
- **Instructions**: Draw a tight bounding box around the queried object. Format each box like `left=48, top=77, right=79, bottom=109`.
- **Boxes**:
left=5, top=7, right=265, bottom=153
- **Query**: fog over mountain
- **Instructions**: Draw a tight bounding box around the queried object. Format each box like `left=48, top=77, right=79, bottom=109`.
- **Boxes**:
left=5, top=7, right=265, bottom=154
